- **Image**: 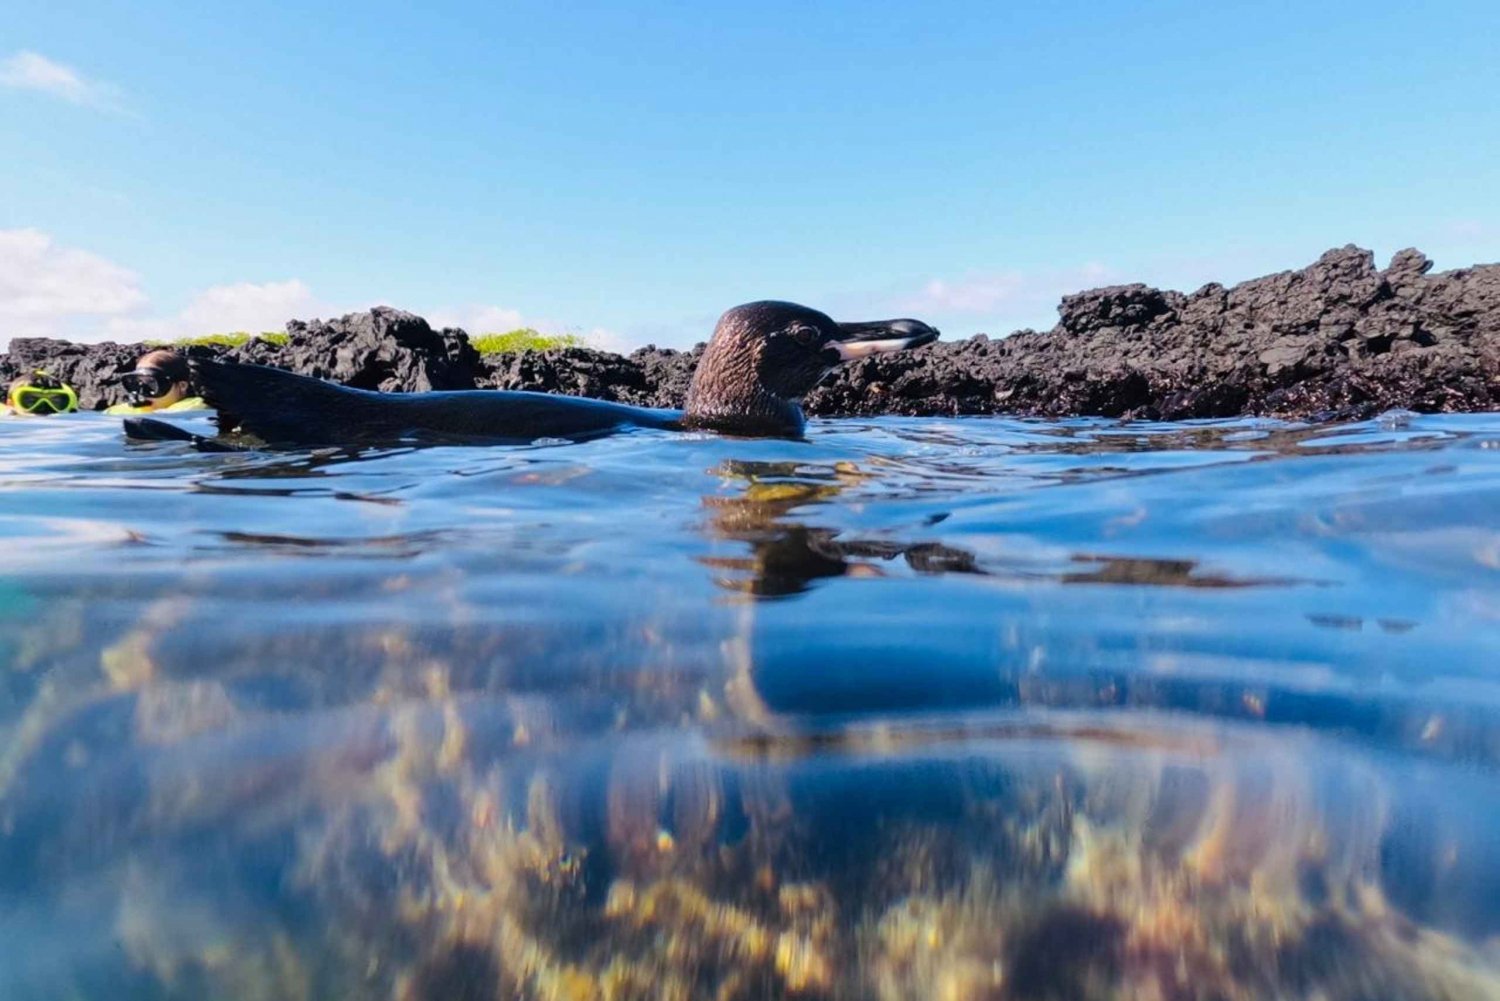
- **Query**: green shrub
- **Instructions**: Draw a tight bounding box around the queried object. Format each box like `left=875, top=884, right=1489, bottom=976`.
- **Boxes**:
left=143, top=328, right=579, bottom=354
left=470, top=328, right=583, bottom=356
left=146, top=331, right=289, bottom=348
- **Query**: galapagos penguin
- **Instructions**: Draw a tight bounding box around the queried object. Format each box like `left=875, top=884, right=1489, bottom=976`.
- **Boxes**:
left=125, top=301, right=938, bottom=448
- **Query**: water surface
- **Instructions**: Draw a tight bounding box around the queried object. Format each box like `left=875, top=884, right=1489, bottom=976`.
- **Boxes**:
left=2, top=411, right=1499, bottom=1000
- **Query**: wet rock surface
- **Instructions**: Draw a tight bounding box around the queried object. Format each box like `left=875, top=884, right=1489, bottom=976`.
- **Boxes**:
left=5, top=246, right=1497, bottom=419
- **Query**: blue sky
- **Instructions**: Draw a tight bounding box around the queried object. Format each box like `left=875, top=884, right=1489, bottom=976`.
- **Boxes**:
left=3, top=1, right=1497, bottom=350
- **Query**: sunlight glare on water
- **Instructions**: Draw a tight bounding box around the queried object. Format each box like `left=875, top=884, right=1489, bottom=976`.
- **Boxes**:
left=1, top=411, right=1499, bottom=1000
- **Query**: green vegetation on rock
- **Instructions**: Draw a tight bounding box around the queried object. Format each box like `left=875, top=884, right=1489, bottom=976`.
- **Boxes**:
left=470, top=328, right=583, bottom=355
left=141, top=328, right=582, bottom=355
left=146, top=332, right=289, bottom=348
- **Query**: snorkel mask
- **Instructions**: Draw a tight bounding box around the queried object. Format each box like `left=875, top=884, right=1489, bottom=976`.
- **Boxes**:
left=122, top=367, right=178, bottom=407
left=7, top=371, right=79, bottom=415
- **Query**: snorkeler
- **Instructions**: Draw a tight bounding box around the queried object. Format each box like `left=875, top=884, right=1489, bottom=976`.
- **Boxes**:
left=4, top=371, right=79, bottom=416
left=105, top=350, right=209, bottom=415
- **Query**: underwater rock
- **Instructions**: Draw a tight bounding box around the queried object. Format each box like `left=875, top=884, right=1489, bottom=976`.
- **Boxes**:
left=4, top=246, right=1497, bottom=419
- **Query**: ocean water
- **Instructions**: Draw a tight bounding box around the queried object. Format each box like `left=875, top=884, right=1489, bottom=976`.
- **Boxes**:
left=1, top=410, right=1498, bottom=1000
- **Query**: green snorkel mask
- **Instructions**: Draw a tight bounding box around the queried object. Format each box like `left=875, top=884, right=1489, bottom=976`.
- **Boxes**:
left=7, top=371, right=79, bottom=415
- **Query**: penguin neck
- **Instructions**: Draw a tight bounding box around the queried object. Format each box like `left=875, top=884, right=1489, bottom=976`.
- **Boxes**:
left=682, top=343, right=805, bottom=436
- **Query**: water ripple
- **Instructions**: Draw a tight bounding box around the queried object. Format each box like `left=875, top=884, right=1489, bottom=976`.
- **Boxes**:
left=1, top=410, right=1498, bottom=998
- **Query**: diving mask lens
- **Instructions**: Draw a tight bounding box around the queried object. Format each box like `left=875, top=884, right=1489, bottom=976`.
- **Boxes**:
left=122, top=369, right=173, bottom=403
left=12, top=385, right=75, bottom=414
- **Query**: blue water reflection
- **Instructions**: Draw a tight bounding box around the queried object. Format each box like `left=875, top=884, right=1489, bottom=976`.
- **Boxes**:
left=0, top=411, right=1498, bottom=999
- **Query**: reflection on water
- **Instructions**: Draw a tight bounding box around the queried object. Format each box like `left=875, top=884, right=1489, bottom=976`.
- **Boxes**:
left=1, top=412, right=1499, bottom=999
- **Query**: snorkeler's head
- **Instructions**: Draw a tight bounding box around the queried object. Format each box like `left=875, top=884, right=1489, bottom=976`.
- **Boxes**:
left=6, top=371, right=79, bottom=415
left=122, top=350, right=191, bottom=409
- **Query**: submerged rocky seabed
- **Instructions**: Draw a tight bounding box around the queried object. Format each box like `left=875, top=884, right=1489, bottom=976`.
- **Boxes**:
left=2, top=414, right=1499, bottom=999
left=4, top=244, right=1498, bottom=421
left=16, top=686, right=1496, bottom=1001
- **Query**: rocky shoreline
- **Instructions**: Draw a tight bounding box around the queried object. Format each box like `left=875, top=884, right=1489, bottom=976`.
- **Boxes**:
left=5, top=245, right=1497, bottom=421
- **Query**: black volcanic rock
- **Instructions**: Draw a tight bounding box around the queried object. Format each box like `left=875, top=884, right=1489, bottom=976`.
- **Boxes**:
left=2, top=338, right=138, bottom=411
left=480, top=346, right=648, bottom=402
left=625, top=344, right=703, bottom=409
left=801, top=245, right=1500, bottom=420
left=0, top=338, right=226, bottom=411
left=5, top=247, right=1497, bottom=421
left=2, top=307, right=486, bottom=410
left=231, top=306, right=482, bottom=392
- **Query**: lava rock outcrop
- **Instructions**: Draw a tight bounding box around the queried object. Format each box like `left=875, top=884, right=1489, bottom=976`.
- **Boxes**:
left=5, top=246, right=1496, bottom=421
left=237, top=306, right=482, bottom=392
left=805, top=246, right=1500, bottom=420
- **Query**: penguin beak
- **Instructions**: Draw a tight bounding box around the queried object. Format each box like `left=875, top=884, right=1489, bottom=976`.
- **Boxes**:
left=827, top=319, right=940, bottom=362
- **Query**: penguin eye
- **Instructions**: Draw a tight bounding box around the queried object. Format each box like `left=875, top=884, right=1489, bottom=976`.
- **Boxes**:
left=789, top=325, right=818, bottom=347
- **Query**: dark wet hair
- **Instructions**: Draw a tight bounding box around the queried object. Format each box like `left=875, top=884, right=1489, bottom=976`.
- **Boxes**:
left=135, top=349, right=190, bottom=384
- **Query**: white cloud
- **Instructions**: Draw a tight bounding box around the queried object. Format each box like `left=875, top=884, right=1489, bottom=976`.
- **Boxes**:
left=0, top=227, right=633, bottom=352
left=897, top=262, right=1113, bottom=316
left=425, top=304, right=527, bottom=334
left=424, top=304, right=627, bottom=352
left=580, top=326, right=632, bottom=354
left=902, top=272, right=1027, bottom=313
left=176, top=279, right=319, bottom=335
left=0, top=228, right=147, bottom=339
left=0, top=51, right=122, bottom=110
left=0, top=228, right=326, bottom=347
left=875, top=262, right=1117, bottom=336
left=105, top=279, right=323, bottom=342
